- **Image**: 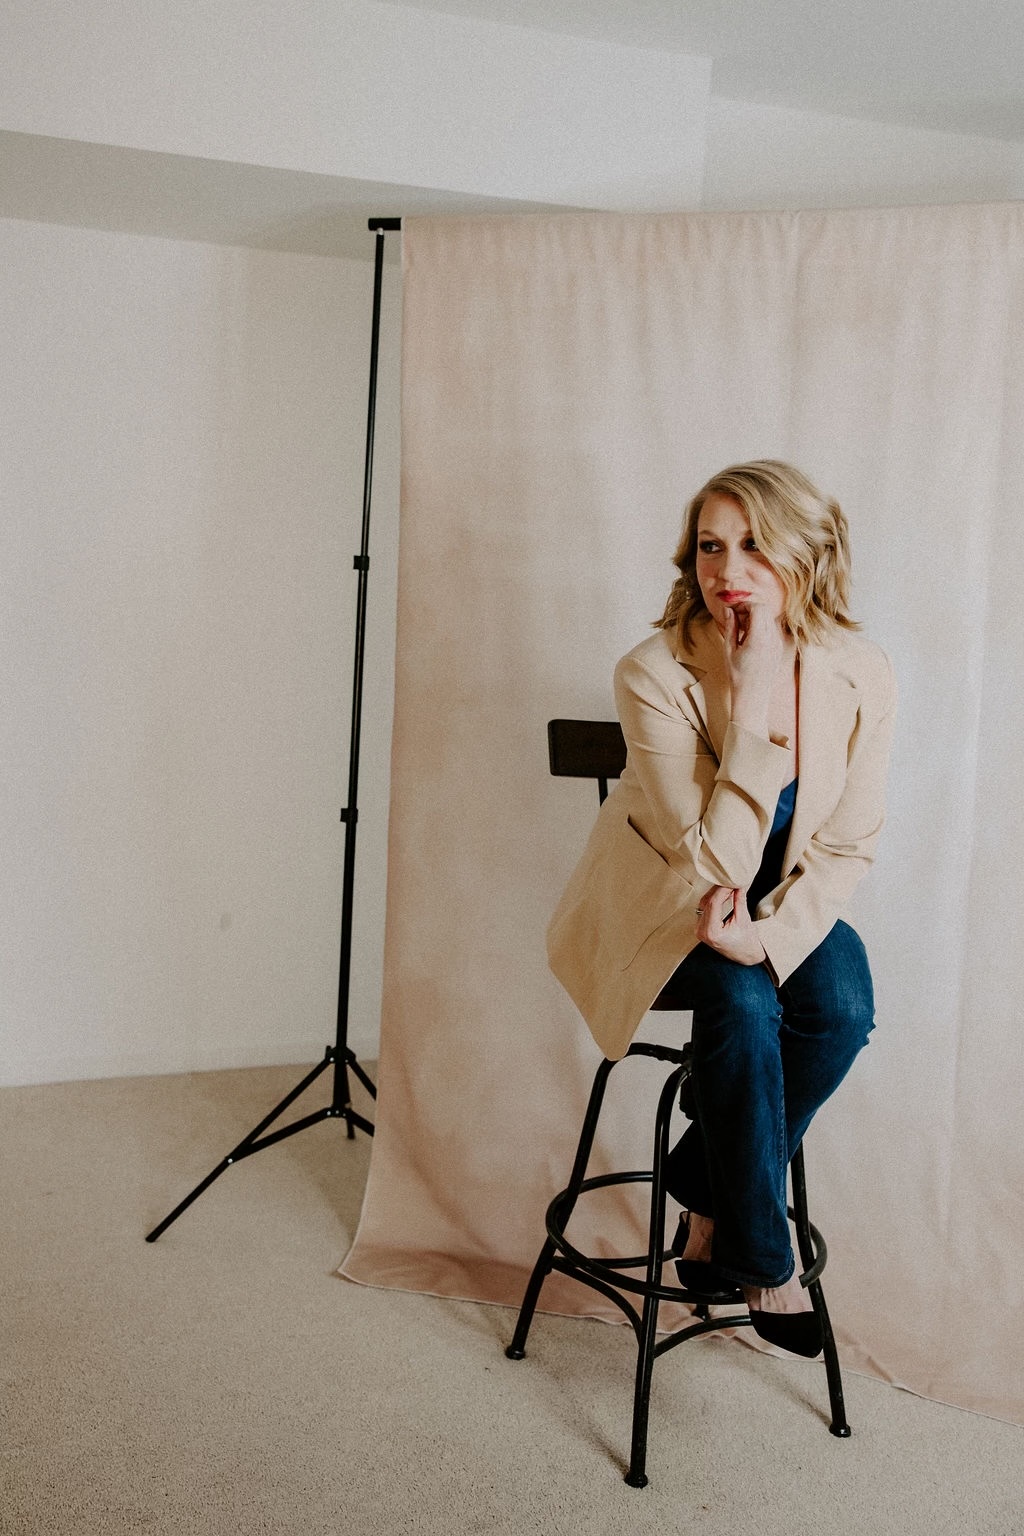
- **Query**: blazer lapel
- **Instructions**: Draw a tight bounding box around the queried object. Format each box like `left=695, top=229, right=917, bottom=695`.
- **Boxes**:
left=674, top=623, right=730, bottom=759
left=784, top=642, right=860, bottom=876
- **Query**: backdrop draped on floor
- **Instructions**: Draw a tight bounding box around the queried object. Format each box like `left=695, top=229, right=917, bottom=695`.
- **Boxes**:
left=342, top=205, right=1024, bottom=1425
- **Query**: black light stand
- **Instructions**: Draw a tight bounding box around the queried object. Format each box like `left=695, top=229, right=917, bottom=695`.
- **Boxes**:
left=147, top=217, right=402, bottom=1242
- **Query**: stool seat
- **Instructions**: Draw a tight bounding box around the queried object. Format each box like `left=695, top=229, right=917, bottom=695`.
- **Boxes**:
left=505, top=1040, right=849, bottom=1488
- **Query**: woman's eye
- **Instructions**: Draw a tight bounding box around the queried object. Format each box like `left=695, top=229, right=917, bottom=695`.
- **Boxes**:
left=744, top=538, right=759, bottom=551
left=698, top=540, right=720, bottom=553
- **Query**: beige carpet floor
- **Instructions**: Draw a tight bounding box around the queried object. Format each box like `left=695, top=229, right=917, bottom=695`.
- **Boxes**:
left=2, top=1062, right=1021, bottom=1536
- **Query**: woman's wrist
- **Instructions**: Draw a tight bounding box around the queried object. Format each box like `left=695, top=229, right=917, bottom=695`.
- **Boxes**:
left=729, top=690, right=770, bottom=737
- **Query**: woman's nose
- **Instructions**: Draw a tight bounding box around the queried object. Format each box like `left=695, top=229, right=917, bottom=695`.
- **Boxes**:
left=722, top=549, right=750, bottom=582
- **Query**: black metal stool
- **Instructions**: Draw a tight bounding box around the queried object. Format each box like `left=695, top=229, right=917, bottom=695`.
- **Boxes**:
left=506, top=720, right=851, bottom=1487
left=505, top=1035, right=849, bottom=1487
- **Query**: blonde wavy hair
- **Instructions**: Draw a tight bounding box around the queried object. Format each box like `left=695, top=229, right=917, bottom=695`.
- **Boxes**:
left=656, top=459, right=859, bottom=648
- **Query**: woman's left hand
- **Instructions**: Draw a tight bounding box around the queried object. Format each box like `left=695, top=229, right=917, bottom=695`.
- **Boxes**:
left=696, top=885, right=767, bottom=965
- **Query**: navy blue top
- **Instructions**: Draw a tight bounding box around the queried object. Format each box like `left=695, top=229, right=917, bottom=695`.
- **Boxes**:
left=744, top=778, right=797, bottom=916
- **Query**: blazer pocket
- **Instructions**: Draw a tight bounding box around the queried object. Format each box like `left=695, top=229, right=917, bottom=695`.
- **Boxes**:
left=612, top=816, right=694, bottom=970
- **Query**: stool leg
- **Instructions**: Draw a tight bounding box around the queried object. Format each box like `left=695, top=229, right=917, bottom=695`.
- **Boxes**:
left=505, top=1237, right=557, bottom=1360
left=624, top=1064, right=686, bottom=1487
left=506, top=1057, right=617, bottom=1361
left=625, top=1294, right=658, bottom=1488
left=790, top=1145, right=851, bottom=1438
left=562, top=1057, right=617, bottom=1205
left=809, top=1277, right=850, bottom=1438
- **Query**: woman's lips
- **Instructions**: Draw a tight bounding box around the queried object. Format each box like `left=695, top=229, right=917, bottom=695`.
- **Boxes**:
left=719, top=590, right=752, bottom=603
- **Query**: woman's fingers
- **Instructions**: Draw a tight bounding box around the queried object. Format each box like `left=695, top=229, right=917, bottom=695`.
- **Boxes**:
left=696, top=885, right=731, bottom=941
left=696, top=886, right=766, bottom=965
left=699, top=885, right=741, bottom=932
left=739, top=601, right=776, bottom=653
left=722, top=603, right=752, bottom=651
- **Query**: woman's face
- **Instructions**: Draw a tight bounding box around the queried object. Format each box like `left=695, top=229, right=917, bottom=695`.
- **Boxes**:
left=695, top=493, right=787, bottom=633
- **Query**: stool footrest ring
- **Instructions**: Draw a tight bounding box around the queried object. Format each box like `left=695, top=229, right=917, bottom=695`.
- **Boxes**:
left=545, top=1171, right=828, bottom=1304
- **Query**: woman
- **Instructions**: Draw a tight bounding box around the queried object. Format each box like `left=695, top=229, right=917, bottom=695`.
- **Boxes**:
left=547, top=460, right=896, bottom=1357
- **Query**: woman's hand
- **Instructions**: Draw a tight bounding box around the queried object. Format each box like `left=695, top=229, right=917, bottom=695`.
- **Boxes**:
left=724, top=603, right=789, bottom=738
left=696, top=885, right=767, bottom=966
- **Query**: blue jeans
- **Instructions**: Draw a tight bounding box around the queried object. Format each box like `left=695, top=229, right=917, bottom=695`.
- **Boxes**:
left=663, top=920, right=874, bottom=1288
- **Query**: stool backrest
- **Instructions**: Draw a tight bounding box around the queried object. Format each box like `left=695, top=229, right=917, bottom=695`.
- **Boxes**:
left=547, top=719, right=626, bottom=805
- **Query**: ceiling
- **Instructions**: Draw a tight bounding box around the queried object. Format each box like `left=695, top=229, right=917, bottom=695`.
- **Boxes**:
left=396, top=0, right=1024, bottom=142
left=3, top=2, right=1021, bottom=262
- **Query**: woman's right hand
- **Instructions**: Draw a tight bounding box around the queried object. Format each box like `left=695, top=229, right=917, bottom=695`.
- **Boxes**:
left=723, top=603, right=788, bottom=737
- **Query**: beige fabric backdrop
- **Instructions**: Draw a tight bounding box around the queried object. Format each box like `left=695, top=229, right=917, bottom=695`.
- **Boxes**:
left=342, top=206, right=1024, bottom=1424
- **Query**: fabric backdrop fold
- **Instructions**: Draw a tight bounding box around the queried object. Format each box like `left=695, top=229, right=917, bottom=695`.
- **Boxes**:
left=342, top=206, right=1024, bottom=1424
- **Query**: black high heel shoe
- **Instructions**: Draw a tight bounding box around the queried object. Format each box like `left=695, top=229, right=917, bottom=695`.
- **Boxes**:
left=747, top=1302, right=823, bottom=1358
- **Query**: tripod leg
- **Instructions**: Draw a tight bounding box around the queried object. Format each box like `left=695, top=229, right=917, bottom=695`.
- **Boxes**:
left=345, top=1048, right=377, bottom=1100
left=145, top=1154, right=238, bottom=1243
left=145, top=1051, right=333, bottom=1241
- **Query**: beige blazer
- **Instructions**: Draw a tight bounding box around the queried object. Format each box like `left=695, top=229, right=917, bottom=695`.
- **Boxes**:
left=547, top=623, right=896, bottom=1061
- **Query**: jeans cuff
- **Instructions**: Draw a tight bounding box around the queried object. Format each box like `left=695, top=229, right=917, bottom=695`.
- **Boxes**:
left=715, top=1253, right=797, bottom=1290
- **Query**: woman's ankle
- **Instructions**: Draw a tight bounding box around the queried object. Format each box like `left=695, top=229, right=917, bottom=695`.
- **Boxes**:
left=742, top=1270, right=811, bottom=1315
left=680, top=1210, right=714, bottom=1263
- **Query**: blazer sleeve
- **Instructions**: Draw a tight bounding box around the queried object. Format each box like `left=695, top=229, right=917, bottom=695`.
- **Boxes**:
left=614, top=649, right=793, bottom=889
left=754, top=650, right=897, bottom=985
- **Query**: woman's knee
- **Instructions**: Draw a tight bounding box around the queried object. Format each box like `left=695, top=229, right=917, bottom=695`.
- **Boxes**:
left=779, top=922, right=875, bottom=1044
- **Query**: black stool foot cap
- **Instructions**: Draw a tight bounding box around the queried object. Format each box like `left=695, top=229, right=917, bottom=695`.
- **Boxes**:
left=505, top=1345, right=525, bottom=1360
left=624, top=1472, right=649, bottom=1489
left=830, top=1423, right=852, bottom=1438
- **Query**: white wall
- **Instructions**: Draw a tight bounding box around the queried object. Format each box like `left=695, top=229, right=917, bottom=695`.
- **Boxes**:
left=0, top=217, right=400, bottom=1084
